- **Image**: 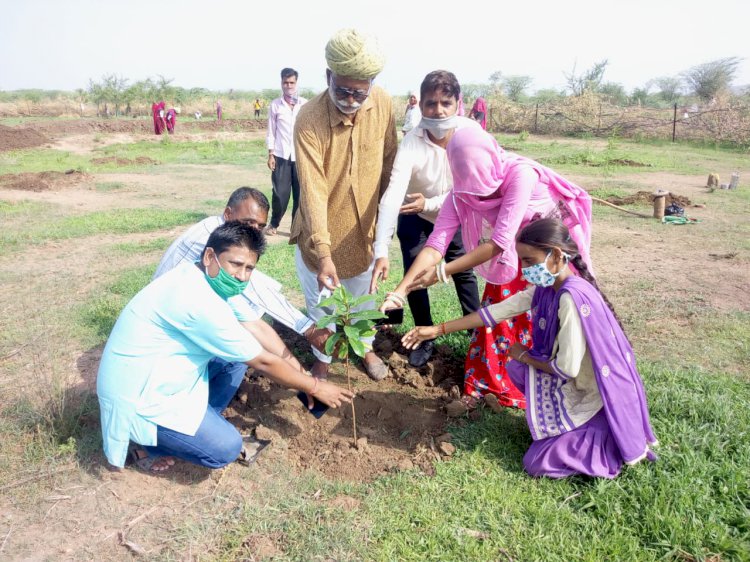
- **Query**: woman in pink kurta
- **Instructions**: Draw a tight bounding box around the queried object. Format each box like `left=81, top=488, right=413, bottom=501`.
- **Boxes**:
left=383, top=127, right=592, bottom=409
left=469, top=97, right=488, bottom=130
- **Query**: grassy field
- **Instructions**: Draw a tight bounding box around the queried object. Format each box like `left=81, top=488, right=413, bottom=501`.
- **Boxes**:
left=0, top=130, right=748, bottom=561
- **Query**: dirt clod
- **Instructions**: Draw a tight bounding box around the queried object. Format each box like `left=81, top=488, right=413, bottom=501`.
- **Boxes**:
left=439, top=442, right=456, bottom=456
left=445, top=400, right=468, bottom=417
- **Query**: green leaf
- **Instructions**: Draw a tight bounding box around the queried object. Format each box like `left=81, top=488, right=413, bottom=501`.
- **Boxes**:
left=349, top=309, right=387, bottom=321
left=352, top=293, right=377, bottom=307
left=360, top=329, right=377, bottom=339
left=351, top=319, right=373, bottom=332
left=317, top=295, right=339, bottom=309
left=349, top=337, right=367, bottom=358
left=343, top=325, right=360, bottom=342
left=324, top=332, right=342, bottom=356
left=337, top=344, right=349, bottom=360
left=315, top=314, right=338, bottom=328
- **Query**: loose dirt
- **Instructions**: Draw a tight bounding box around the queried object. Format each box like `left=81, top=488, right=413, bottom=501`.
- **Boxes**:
left=225, top=327, right=465, bottom=481
left=0, top=170, right=89, bottom=192
left=606, top=190, right=692, bottom=207
left=0, top=124, right=50, bottom=151
left=89, top=156, right=158, bottom=167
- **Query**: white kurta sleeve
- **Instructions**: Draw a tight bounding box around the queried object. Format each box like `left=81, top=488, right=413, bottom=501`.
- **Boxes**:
left=549, top=292, right=587, bottom=379
left=480, top=286, right=536, bottom=327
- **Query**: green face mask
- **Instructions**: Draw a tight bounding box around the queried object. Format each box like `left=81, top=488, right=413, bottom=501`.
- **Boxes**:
left=205, top=254, right=249, bottom=300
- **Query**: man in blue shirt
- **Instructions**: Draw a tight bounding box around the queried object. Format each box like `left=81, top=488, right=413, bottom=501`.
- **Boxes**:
left=97, top=222, right=353, bottom=471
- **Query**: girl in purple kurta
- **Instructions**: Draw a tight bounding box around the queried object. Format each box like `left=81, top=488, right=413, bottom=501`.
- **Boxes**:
left=402, top=219, right=657, bottom=478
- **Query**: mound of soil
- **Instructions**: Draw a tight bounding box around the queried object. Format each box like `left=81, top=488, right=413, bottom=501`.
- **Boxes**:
left=24, top=118, right=265, bottom=138
left=0, top=124, right=49, bottom=152
left=0, top=170, right=88, bottom=192
left=90, top=156, right=158, bottom=166
left=606, top=190, right=691, bottom=207
left=225, top=326, right=466, bottom=481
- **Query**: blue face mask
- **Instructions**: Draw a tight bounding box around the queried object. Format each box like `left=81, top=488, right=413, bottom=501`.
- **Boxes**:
left=522, top=251, right=562, bottom=288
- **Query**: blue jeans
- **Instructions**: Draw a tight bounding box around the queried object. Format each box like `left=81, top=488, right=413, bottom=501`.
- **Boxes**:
left=142, top=358, right=247, bottom=469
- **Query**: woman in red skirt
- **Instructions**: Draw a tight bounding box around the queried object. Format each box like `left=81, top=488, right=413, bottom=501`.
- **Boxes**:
left=383, top=127, right=592, bottom=410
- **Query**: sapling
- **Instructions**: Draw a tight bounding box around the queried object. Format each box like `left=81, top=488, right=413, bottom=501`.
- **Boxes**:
left=316, top=286, right=385, bottom=445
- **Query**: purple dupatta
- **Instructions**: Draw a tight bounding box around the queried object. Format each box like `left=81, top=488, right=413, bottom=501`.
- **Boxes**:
left=524, top=276, right=657, bottom=465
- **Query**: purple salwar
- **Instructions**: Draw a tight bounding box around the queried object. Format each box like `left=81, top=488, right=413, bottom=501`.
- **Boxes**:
left=505, top=275, right=657, bottom=479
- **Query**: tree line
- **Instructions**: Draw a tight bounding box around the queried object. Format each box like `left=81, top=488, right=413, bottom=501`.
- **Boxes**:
left=0, top=57, right=746, bottom=114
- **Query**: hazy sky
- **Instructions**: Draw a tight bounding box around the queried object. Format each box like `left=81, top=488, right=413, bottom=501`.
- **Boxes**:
left=2, top=0, right=749, bottom=95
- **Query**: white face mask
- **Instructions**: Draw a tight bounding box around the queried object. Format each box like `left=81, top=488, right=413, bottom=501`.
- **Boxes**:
left=419, top=114, right=458, bottom=139
left=328, top=80, right=362, bottom=114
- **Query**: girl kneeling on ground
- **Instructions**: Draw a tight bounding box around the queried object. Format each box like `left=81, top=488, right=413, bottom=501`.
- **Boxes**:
left=402, top=218, right=658, bottom=479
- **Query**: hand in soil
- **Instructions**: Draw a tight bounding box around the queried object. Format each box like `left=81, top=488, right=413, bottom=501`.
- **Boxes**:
left=402, top=326, right=440, bottom=350
left=313, top=379, right=354, bottom=408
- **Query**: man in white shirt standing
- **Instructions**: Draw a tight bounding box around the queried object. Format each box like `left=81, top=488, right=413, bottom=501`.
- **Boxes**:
left=370, top=70, right=481, bottom=367
left=266, top=67, right=307, bottom=236
left=402, top=90, right=421, bottom=136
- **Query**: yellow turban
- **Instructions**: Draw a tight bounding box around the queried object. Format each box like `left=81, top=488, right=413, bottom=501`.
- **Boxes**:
left=325, top=28, right=385, bottom=80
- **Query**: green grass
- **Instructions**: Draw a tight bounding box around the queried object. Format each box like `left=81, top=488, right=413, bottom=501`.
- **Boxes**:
left=0, top=208, right=206, bottom=254
left=0, top=148, right=90, bottom=175
left=95, top=137, right=268, bottom=168
left=79, top=264, right=156, bottom=341
left=494, top=133, right=747, bottom=178
left=187, top=363, right=749, bottom=561
left=112, top=237, right=172, bottom=255
left=94, top=181, right=126, bottom=191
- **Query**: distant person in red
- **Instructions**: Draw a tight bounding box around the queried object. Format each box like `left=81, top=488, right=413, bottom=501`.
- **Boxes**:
left=165, top=107, right=180, bottom=134
left=469, top=96, right=488, bottom=130
left=216, top=99, right=223, bottom=122
left=152, top=101, right=166, bottom=135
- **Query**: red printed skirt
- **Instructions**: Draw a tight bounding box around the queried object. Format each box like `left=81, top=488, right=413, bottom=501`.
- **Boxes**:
left=463, top=274, right=532, bottom=409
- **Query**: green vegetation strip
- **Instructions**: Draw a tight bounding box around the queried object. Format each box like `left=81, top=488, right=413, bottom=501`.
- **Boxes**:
left=0, top=208, right=205, bottom=254
left=193, top=363, right=748, bottom=561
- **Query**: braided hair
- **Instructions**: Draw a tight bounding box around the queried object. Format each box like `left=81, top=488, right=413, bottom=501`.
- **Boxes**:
left=517, top=218, right=630, bottom=341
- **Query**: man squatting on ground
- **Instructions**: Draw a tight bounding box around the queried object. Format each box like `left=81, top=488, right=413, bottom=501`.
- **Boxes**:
left=266, top=67, right=307, bottom=236
left=289, top=28, right=397, bottom=381
left=153, top=187, right=332, bottom=353
left=370, top=70, right=481, bottom=368
left=97, top=222, right=353, bottom=471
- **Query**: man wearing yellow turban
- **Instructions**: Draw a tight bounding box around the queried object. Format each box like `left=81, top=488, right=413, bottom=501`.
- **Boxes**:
left=290, top=28, right=397, bottom=382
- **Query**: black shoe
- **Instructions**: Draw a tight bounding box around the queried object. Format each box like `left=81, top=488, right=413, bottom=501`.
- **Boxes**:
left=408, top=340, right=435, bottom=368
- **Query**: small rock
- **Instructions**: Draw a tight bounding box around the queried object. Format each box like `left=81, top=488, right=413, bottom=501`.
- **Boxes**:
left=445, top=400, right=468, bottom=417
left=435, top=433, right=453, bottom=444
left=438, top=442, right=456, bottom=456
left=389, top=351, right=406, bottom=367
left=254, top=424, right=274, bottom=441
left=237, top=392, right=249, bottom=405
left=397, top=459, right=414, bottom=471
left=448, top=385, right=461, bottom=400
left=356, top=437, right=369, bottom=451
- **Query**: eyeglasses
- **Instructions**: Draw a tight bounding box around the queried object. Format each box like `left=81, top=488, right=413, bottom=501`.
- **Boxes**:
left=332, top=79, right=372, bottom=103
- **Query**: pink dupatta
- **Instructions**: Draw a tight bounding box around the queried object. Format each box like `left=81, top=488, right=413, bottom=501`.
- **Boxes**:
left=447, top=128, right=593, bottom=284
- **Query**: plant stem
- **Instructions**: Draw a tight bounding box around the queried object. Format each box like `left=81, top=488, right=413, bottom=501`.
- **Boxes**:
left=345, top=357, right=357, bottom=445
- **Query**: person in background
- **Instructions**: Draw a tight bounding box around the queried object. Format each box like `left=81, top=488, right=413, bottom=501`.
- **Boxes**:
left=403, top=218, right=657, bottom=479
left=216, top=99, right=223, bottom=122
left=154, top=186, right=331, bottom=355
left=457, top=92, right=465, bottom=117
left=152, top=101, right=166, bottom=135
left=266, top=67, right=307, bottom=236
left=98, top=222, right=353, bottom=473
left=254, top=98, right=262, bottom=118
left=371, top=70, right=480, bottom=367
left=469, top=96, right=488, bottom=130
left=383, top=127, right=592, bottom=411
left=165, top=106, right=179, bottom=134
left=402, top=90, right=421, bottom=136
left=290, top=28, right=397, bottom=382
